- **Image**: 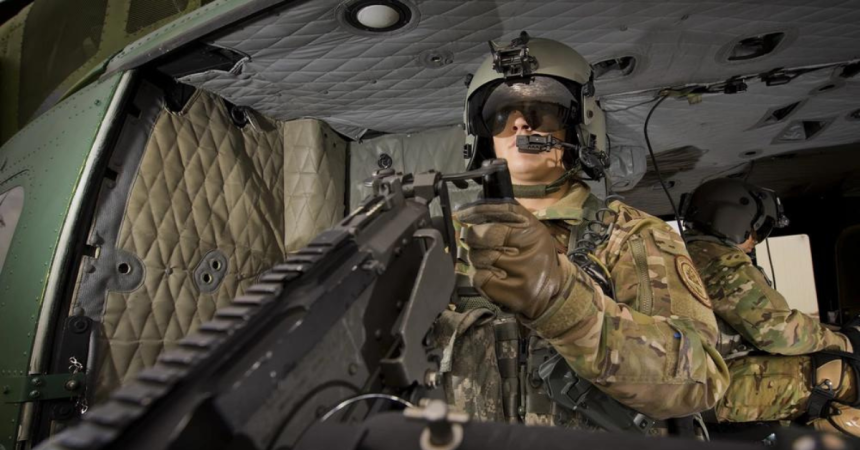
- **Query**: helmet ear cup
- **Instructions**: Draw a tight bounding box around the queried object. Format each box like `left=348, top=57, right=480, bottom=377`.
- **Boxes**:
left=466, top=136, right=496, bottom=175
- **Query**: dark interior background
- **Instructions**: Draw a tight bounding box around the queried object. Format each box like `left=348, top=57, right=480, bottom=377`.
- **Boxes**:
left=771, top=195, right=860, bottom=324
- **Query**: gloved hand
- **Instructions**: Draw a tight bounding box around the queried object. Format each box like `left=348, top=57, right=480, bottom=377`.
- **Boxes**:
left=453, top=200, right=572, bottom=320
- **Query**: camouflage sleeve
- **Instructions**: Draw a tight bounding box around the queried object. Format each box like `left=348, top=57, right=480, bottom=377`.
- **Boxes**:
left=523, top=257, right=730, bottom=420
left=705, top=258, right=849, bottom=355
left=604, top=221, right=720, bottom=346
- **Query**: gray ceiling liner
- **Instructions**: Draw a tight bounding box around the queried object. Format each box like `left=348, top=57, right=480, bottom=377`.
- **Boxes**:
left=179, top=0, right=860, bottom=196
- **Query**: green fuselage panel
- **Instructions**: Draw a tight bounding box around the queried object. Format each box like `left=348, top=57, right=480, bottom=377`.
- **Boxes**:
left=0, top=72, right=125, bottom=449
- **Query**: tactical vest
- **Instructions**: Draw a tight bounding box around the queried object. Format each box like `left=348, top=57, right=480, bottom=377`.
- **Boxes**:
left=437, top=195, right=699, bottom=436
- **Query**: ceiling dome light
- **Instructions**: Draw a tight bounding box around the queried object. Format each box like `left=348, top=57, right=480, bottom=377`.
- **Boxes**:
left=337, top=0, right=418, bottom=36
left=356, top=4, right=400, bottom=29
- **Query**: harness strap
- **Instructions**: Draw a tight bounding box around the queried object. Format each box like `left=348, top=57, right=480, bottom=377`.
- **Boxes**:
left=512, top=170, right=576, bottom=199
left=524, top=341, right=554, bottom=416
left=569, top=194, right=602, bottom=254
left=537, top=352, right=658, bottom=434
left=493, top=317, right=522, bottom=423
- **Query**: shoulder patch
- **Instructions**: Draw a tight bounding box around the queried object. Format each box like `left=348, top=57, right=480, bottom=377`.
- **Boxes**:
left=676, top=256, right=712, bottom=308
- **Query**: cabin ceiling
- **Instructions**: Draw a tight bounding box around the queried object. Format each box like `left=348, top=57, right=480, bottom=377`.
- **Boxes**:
left=174, top=0, right=860, bottom=211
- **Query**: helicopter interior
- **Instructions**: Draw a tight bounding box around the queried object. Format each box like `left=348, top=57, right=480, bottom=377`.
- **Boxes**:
left=4, top=0, right=860, bottom=442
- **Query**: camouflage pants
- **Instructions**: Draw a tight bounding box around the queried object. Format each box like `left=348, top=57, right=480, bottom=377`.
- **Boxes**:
left=716, top=355, right=860, bottom=436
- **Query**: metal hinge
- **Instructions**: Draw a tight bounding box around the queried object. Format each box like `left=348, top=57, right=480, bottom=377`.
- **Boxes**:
left=1, top=372, right=86, bottom=404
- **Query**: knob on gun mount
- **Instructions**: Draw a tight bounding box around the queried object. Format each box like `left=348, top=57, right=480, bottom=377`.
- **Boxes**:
left=478, top=159, right=514, bottom=200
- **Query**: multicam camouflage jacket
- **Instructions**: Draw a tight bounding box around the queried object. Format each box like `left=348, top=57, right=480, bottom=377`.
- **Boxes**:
left=686, top=234, right=849, bottom=356
left=435, top=182, right=730, bottom=426
left=686, top=234, right=859, bottom=431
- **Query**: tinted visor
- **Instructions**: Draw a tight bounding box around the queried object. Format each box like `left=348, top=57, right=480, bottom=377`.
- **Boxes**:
left=478, top=76, right=578, bottom=137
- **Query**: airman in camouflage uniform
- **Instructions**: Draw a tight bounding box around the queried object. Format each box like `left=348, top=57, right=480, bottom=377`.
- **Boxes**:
left=435, top=34, right=730, bottom=430
left=688, top=238, right=849, bottom=355
left=682, top=178, right=860, bottom=436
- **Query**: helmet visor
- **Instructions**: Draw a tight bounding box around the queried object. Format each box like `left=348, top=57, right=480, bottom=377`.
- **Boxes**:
left=753, top=189, right=788, bottom=242
left=478, top=76, right=578, bottom=137
left=756, top=216, right=776, bottom=242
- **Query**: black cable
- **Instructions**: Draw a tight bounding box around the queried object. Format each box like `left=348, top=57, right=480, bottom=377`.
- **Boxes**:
left=643, top=95, right=686, bottom=240
left=765, top=238, right=777, bottom=290
left=319, top=394, right=414, bottom=422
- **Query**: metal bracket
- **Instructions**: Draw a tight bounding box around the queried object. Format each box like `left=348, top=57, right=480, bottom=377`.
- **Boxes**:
left=489, top=31, right=538, bottom=78
left=45, top=314, right=94, bottom=422
left=1, top=373, right=86, bottom=404
left=380, top=228, right=454, bottom=387
left=194, top=250, right=229, bottom=293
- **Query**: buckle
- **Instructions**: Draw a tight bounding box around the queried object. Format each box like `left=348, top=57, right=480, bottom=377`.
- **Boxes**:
left=807, top=380, right=837, bottom=419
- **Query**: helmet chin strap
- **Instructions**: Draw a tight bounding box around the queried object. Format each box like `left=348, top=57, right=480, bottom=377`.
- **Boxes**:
left=511, top=169, right=577, bottom=198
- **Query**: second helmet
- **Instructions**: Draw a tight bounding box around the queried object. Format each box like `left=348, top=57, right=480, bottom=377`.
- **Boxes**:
left=682, top=178, right=789, bottom=245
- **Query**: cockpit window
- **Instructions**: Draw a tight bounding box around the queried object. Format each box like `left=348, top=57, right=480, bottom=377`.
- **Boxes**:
left=0, top=186, right=24, bottom=275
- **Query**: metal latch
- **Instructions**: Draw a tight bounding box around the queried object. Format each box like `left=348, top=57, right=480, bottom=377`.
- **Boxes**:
left=404, top=400, right=469, bottom=450
left=1, top=372, right=86, bottom=404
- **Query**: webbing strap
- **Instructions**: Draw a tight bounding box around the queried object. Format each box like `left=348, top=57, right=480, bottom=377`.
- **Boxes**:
left=512, top=171, right=576, bottom=198
left=807, top=384, right=836, bottom=420
left=567, top=194, right=602, bottom=255
left=494, top=318, right=521, bottom=422
left=455, top=295, right=502, bottom=315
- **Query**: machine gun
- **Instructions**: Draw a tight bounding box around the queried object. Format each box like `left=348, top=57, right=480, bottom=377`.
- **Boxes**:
left=35, top=160, right=514, bottom=450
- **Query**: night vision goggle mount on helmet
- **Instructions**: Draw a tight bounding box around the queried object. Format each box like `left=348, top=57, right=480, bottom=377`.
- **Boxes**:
left=680, top=178, right=790, bottom=245
left=490, top=31, right=539, bottom=78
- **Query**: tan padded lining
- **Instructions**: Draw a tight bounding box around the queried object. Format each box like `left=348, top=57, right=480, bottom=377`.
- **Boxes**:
left=94, top=91, right=345, bottom=400
left=283, top=120, right=346, bottom=252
